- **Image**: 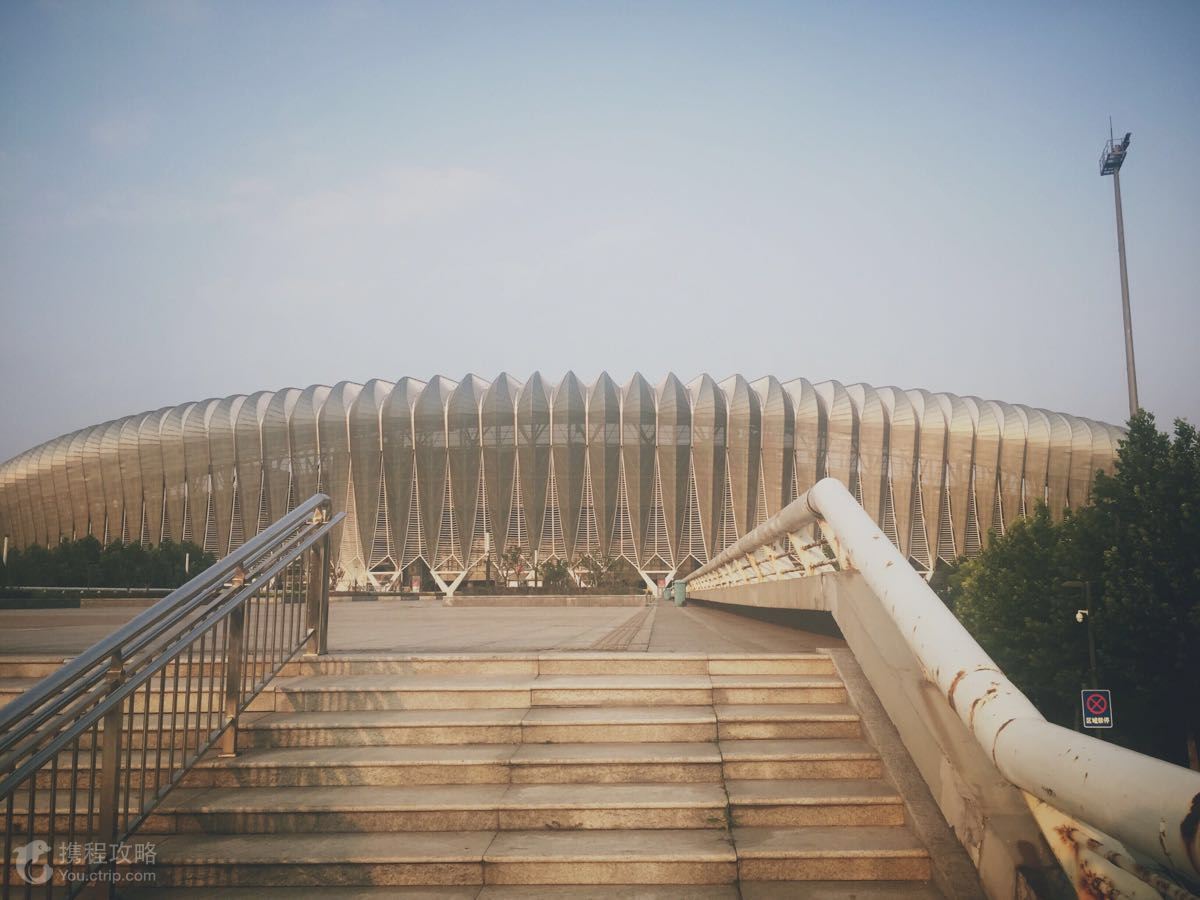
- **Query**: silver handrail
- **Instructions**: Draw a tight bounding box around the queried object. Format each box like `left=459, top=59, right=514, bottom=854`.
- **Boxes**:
left=1, top=494, right=341, bottom=897
left=682, top=477, right=1200, bottom=894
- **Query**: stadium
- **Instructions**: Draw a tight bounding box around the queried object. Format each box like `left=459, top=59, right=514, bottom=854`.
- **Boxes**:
left=0, top=373, right=1123, bottom=592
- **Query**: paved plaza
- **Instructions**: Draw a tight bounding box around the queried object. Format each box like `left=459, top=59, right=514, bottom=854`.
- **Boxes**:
left=0, top=598, right=843, bottom=656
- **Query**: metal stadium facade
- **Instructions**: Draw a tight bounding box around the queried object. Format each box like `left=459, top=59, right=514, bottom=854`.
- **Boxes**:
left=0, top=374, right=1123, bottom=592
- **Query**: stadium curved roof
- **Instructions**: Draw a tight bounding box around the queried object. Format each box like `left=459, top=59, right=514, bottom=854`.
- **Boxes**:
left=0, top=374, right=1123, bottom=588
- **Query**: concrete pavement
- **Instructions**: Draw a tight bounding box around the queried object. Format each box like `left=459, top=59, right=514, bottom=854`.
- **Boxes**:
left=0, top=597, right=843, bottom=656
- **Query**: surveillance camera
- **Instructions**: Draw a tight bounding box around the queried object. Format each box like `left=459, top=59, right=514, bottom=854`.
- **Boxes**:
left=1075, top=610, right=1086, bottom=623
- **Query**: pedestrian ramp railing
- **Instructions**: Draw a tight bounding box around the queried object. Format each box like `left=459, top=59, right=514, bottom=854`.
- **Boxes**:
left=1, top=493, right=342, bottom=898
left=682, top=477, right=1200, bottom=899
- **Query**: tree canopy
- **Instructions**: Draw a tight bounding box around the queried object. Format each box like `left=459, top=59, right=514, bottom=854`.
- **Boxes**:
left=1, top=536, right=215, bottom=591
left=941, top=411, right=1199, bottom=769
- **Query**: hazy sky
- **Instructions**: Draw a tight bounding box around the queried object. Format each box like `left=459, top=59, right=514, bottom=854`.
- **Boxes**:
left=2, top=1, right=1198, bottom=462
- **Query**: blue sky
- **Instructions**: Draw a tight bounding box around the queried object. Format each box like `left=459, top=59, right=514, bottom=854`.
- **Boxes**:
left=1, top=0, right=1197, bottom=461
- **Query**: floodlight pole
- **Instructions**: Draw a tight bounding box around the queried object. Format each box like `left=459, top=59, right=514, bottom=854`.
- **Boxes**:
left=1111, top=168, right=1138, bottom=418
left=1100, top=126, right=1139, bottom=418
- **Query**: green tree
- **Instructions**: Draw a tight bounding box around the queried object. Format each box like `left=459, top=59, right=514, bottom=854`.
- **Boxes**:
left=943, top=411, right=1199, bottom=768
left=0, top=537, right=214, bottom=590
left=1087, top=413, right=1200, bottom=769
left=577, top=554, right=616, bottom=590
left=494, top=544, right=527, bottom=588
left=539, top=558, right=573, bottom=591
left=945, top=506, right=1099, bottom=728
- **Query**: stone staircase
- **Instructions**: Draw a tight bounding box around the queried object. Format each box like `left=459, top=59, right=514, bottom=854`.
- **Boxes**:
left=5, top=652, right=945, bottom=897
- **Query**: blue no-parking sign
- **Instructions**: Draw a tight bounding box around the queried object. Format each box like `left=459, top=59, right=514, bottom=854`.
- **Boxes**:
left=1081, top=689, right=1114, bottom=728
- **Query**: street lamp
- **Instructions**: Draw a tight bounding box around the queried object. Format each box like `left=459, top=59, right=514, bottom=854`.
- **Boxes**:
left=1099, top=124, right=1139, bottom=419
left=1063, top=580, right=1098, bottom=688
left=1063, top=579, right=1103, bottom=738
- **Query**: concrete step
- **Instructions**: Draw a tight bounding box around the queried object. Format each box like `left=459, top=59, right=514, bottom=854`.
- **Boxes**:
left=493, top=783, right=728, bottom=830
left=444, top=594, right=648, bottom=608
left=1, top=652, right=844, bottom=684
left=482, top=829, right=737, bottom=885
left=10, top=711, right=221, bottom=750
left=535, top=653, right=709, bottom=675
left=237, top=705, right=720, bottom=747
left=14, top=680, right=273, bottom=714
left=0, top=655, right=67, bottom=678
left=284, top=655, right=541, bottom=678
left=733, top=826, right=931, bottom=881
left=726, top=778, right=905, bottom=826
left=277, top=652, right=836, bottom=678
left=739, top=882, right=942, bottom=899
left=711, top=675, right=847, bottom=705
left=475, top=890, right=739, bottom=899
left=530, top=675, right=713, bottom=706
left=274, top=674, right=770, bottom=710
left=0, top=773, right=915, bottom=838
left=126, top=889, right=483, bottom=900
left=126, top=887, right=742, bottom=899
left=720, top=740, right=883, bottom=780
left=136, top=783, right=730, bottom=833
left=520, top=706, right=717, bottom=743
left=507, top=742, right=724, bottom=784
left=0, top=676, right=846, bottom=728
left=239, top=709, right=527, bottom=747
left=0, top=662, right=279, bottom=716
left=141, top=711, right=256, bottom=748
left=3, top=651, right=949, bottom=892
left=273, top=676, right=532, bottom=711
left=132, top=829, right=738, bottom=886
left=137, top=830, right=495, bottom=886
left=9, top=786, right=495, bottom=835
left=129, top=687, right=273, bottom=715
left=0, top=655, right=270, bottom=681
left=182, top=741, right=727, bottom=787
left=35, top=748, right=216, bottom=789
left=24, top=739, right=885, bottom=792
left=122, top=883, right=939, bottom=900
left=0, top=676, right=42, bottom=706
left=714, top=703, right=861, bottom=739
left=706, top=655, right=836, bottom=676
left=0, top=653, right=837, bottom=682
left=182, top=744, right=517, bottom=787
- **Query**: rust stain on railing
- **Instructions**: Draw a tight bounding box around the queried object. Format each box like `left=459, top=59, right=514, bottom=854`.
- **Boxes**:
left=684, top=477, right=1200, bottom=894
left=1183, top=793, right=1200, bottom=876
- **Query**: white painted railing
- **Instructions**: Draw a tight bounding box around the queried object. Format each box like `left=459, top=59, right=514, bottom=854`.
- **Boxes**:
left=682, top=478, right=1200, bottom=897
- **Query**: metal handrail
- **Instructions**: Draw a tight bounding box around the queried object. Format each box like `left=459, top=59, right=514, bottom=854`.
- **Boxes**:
left=1, top=494, right=340, bottom=897
left=682, top=477, right=1200, bottom=894
left=0, top=493, right=328, bottom=740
